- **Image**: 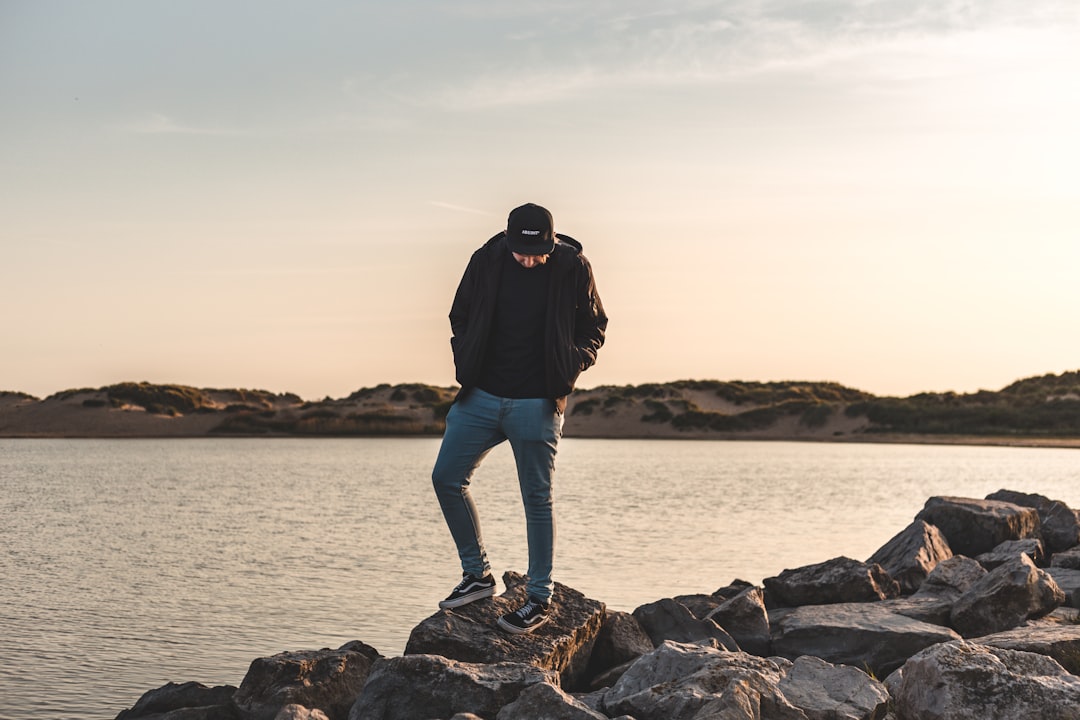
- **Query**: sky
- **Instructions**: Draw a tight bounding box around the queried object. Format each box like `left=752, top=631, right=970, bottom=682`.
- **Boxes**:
left=2, top=0, right=1078, bottom=401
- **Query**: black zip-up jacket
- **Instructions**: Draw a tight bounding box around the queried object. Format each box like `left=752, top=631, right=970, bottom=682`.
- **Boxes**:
left=449, top=232, right=608, bottom=414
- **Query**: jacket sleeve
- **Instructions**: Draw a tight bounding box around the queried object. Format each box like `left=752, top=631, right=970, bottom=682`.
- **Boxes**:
left=573, top=255, right=608, bottom=371
left=448, top=254, right=478, bottom=356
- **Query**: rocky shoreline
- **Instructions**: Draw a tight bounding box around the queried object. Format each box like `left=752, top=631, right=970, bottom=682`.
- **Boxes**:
left=115, top=489, right=1080, bottom=720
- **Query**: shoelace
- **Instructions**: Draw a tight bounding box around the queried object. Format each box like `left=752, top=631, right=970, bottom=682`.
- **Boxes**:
left=516, top=601, right=541, bottom=618
left=454, top=576, right=481, bottom=592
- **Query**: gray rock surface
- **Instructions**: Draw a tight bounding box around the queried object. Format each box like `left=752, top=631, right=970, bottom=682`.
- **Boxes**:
left=1052, top=545, right=1080, bottom=569
left=975, top=538, right=1044, bottom=570
left=583, top=610, right=654, bottom=684
left=404, top=571, right=605, bottom=690
left=273, top=706, right=329, bottom=720
left=349, top=655, right=556, bottom=720
left=876, top=595, right=953, bottom=626
left=912, top=555, right=987, bottom=601
left=889, top=640, right=1080, bottom=720
left=601, top=642, right=801, bottom=720
left=771, top=601, right=961, bottom=677
left=949, top=554, right=1065, bottom=637
left=1046, top=566, right=1080, bottom=608
left=763, top=556, right=900, bottom=607
left=233, top=642, right=380, bottom=720
left=778, top=655, right=889, bottom=720
left=704, top=585, right=770, bottom=656
left=673, top=579, right=754, bottom=618
left=973, top=623, right=1080, bottom=674
left=494, top=682, right=606, bottom=720
left=915, top=496, right=1040, bottom=558
left=867, top=520, right=953, bottom=594
left=602, top=641, right=888, bottom=720
left=631, top=597, right=739, bottom=650
left=116, top=682, right=238, bottom=720
left=986, top=489, right=1080, bottom=554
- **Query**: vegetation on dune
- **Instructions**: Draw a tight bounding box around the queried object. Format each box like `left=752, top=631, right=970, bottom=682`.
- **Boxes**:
left=10, top=373, right=1080, bottom=438
left=847, top=371, right=1080, bottom=436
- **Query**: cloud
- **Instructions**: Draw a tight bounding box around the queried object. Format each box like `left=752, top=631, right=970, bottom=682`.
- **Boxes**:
left=429, top=201, right=497, bottom=216
left=418, top=0, right=1080, bottom=109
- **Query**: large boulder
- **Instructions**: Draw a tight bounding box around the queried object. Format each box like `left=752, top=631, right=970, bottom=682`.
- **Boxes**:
left=867, top=520, right=953, bottom=594
left=949, top=554, right=1065, bottom=637
left=915, top=496, right=1040, bottom=558
left=1052, top=546, right=1080, bottom=569
left=778, top=655, right=889, bottom=720
left=986, top=489, right=1080, bottom=554
left=1046, top=566, right=1080, bottom=609
left=973, top=624, right=1080, bottom=674
left=404, top=571, right=604, bottom=690
left=704, top=585, right=770, bottom=656
left=673, top=580, right=754, bottom=619
left=888, top=640, right=1080, bottom=720
left=601, top=641, right=887, bottom=720
left=349, top=655, right=556, bottom=720
left=631, top=597, right=739, bottom=650
left=116, top=682, right=238, bottom=720
left=770, top=601, right=961, bottom=677
left=975, top=538, right=1044, bottom=570
left=494, top=682, right=606, bottom=720
left=763, top=556, right=900, bottom=608
left=912, top=555, right=987, bottom=601
left=583, top=610, right=654, bottom=683
left=274, top=707, right=329, bottom=720
left=233, top=642, right=381, bottom=720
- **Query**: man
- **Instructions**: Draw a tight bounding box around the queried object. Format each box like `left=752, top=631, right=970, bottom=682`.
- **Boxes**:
left=432, top=202, right=608, bottom=634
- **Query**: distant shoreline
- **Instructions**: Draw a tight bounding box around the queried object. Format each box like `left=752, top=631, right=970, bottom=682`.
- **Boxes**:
left=3, top=431, right=1079, bottom=449
left=3, top=375, right=1080, bottom=446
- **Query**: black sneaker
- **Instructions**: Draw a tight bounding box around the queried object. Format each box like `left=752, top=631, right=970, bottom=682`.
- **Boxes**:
left=439, top=573, right=496, bottom=609
left=497, top=597, right=550, bottom=634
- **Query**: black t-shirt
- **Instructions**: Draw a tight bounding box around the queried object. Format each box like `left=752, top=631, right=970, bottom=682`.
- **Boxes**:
left=477, top=250, right=551, bottom=398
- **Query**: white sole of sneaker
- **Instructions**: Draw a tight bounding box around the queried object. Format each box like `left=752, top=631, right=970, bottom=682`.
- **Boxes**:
left=438, top=586, right=495, bottom=609
left=496, top=615, right=549, bottom=634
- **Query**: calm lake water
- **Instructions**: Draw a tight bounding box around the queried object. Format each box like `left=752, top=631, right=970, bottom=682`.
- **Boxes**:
left=2, top=437, right=1078, bottom=719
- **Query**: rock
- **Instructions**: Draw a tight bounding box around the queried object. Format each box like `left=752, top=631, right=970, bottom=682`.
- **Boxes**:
left=975, top=538, right=1045, bottom=570
left=889, top=640, right=1080, bottom=720
left=630, top=597, right=739, bottom=650
left=601, top=641, right=802, bottom=720
left=778, top=655, right=889, bottom=720
left=348, top=655, right=555, bottom=720
left=915, top=496, right=1040, bottom=558
left=986, top=489, right=1080, bottom=554
left=867, top=520, right=953, bottom=594
left=763, top=556, right=900, bottom=608
left=404, top=571, right=604, bottom=690
left=602, top=640, right=887, bottom=720
left=494, top=682, right=607, bottom=720
left=911, top=555, right=987, bottom=601
left=673, top=579, right=754, bottom=618
left=273, top=706, right=329, bottom=720
left=233, top=641, right=381, bottom=720
left=949, top=554, right=1065, bottom=637
left=116, top=682, right=237, bottom=720
left=1052, top=546, right=1080, bottom=569
left=877, top=595, right=953, bottom=626
left=704, top=585, right=770, bottom=656
left=770, top=601, right=961, bottom=677
left=1046, top=566, right=1080, bottom=608
left=583, top=610, right=654, bottom=684
left=973, top=624, right=1080, bottom=674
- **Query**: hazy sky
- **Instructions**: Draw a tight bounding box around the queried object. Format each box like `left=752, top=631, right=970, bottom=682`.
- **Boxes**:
left=3, top=0, right=1078, bottom=400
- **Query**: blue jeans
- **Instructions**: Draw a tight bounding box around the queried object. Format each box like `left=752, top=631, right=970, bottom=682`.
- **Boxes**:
left=432, top=388, right=563, bottom=603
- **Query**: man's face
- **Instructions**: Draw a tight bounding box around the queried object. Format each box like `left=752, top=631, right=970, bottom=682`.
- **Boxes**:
left=512, top=252, right=550, bottom=269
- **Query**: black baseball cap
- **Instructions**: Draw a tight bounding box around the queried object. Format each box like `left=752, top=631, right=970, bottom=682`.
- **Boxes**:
left=505, top=203, right=555, bottom=255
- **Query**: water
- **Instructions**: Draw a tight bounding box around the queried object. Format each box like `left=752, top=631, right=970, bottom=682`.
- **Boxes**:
left=1, top=437, right=1077, bottom=719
